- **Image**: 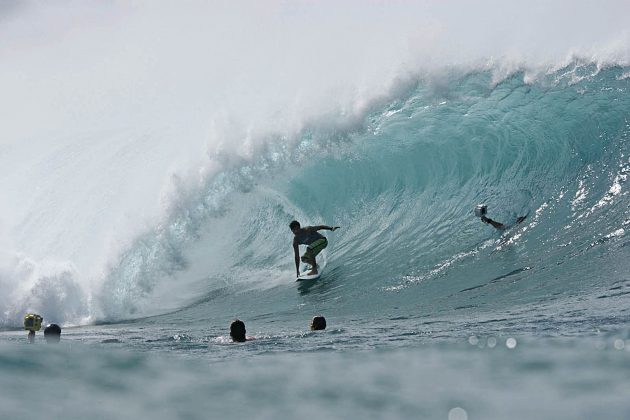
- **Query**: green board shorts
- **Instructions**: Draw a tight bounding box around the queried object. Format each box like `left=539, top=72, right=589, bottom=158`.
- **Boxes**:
left=305, top=237, right=328, bottom=258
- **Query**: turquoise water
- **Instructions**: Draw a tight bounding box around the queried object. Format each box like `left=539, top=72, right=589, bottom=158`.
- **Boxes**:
left=1, top=336, right=630, bottom=419
left=2, top=2, right=630, bottom=419
left=2, top=64, right=629, bottom=420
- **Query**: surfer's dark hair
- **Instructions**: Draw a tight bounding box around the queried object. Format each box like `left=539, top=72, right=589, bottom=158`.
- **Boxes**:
left=311, top=315, right=326, bottom=331
left=230, top=319, right=246, bottom=342
left=289, top=220, right=300, bottom=230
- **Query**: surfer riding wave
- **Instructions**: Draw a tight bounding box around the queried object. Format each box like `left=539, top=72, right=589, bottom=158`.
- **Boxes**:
left=290, top=221, right=340, bottom=277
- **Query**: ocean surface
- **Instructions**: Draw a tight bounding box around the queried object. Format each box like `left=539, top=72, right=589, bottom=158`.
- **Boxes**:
left=1, top=2, right=630, bottom=419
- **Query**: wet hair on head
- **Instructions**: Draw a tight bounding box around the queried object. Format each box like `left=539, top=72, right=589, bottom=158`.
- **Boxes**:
left=43, top=323, right=62, bottom=344
left=230, top=319, right=247, bottom=342
left=289, top=220, right=300, bottom=230
left=311, top=315, right=326, bottom=331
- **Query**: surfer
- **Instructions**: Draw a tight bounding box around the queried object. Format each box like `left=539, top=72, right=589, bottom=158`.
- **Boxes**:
left=476, top=204, right=526, bottom=230
left=290, top=221, right=340, bottom=277
left=480, top=215, right=528, bottom=230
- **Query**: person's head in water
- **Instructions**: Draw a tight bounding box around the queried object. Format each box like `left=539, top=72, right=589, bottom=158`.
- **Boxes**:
left=44, top=324, right=61, bottom=344
left=310, top=315, right=326, bottom=331
left=289, top=220, right=301, bottom=234
left=230, top=319, right=247, bottom=342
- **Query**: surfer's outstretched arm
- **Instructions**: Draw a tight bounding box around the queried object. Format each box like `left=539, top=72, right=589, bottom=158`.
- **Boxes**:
left=309, top=225, right=340, bottom=232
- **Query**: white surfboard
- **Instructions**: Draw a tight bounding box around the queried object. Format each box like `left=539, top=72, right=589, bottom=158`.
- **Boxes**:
left=296, top=265, right=322, bottom=281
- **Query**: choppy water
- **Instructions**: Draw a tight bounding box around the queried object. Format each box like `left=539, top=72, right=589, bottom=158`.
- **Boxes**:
left=2, top=335, right=630, bottom=420
left=1, top=1, right=630, bottom=419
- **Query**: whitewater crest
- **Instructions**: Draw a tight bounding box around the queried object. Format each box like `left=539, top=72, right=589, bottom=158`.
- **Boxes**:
left=0, top=252, right=89, bottom=328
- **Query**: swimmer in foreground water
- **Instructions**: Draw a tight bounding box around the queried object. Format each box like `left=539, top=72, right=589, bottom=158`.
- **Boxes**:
left=230, top=319, right=254, bottom=342
left=44, top=324, right=62, bottom=344
left=310, top=315, right=326, bottom=331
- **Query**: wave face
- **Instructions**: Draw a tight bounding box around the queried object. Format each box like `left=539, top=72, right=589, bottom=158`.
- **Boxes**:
left=1, top=2, right=630, bottom=327
left=99, top=64, right=630, bottom=325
